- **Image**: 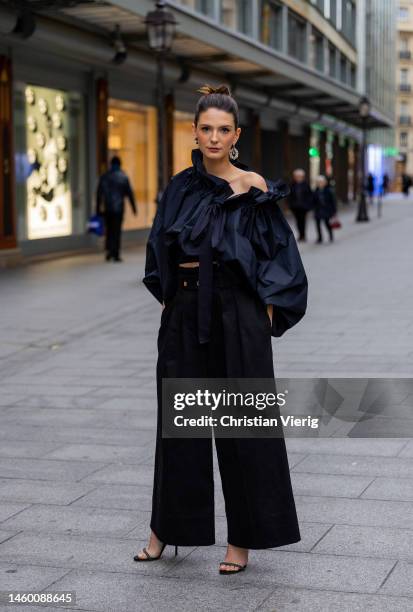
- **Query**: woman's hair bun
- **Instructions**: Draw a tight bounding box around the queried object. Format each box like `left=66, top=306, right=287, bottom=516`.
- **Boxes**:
left=197, top=83, right=232, bottom=97
left=194, top=82, right=239, bottom=128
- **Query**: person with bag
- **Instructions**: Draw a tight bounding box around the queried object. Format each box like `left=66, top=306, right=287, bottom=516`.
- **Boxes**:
left=313, top=175, right=337, bottom=243
left=96, top=156, right=137, bottom=262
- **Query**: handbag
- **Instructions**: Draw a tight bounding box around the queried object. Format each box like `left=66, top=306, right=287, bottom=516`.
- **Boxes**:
left=329, top=216, right=342, bottom=230
left=87, top=214, right=104, bottom=236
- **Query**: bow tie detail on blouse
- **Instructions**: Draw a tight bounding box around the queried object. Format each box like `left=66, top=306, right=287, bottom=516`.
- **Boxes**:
left=189, top=190, right=230, bottom=344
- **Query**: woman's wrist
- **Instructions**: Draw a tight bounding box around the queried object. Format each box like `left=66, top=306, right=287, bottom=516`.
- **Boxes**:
left=266, top=304, right=273, bottom=324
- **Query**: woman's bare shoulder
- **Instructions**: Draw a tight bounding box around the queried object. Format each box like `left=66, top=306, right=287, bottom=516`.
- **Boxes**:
left=241, top=171, right=268, bottom=192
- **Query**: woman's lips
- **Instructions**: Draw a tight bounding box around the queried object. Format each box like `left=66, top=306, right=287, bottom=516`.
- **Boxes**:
left=208, top=147, right=221, bottom=151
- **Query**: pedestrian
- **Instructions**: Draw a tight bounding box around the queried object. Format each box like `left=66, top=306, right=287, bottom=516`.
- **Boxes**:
left=366, top=173, right=375, bottom=205
left=287, top=168, right=314, bottom=242
left=381, top=173, right=389, bottom=196
left=96, top=156, right=137, bottom=262
left=402, top=173, right=411, bottom=197
left=313, top=174, right=336, bottom=243
left=136, top=84, right=308, bottom=575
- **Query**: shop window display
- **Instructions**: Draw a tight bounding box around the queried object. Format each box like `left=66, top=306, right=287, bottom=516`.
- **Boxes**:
left=25, top=85, right=72, bottom=239
left=107, top=100, right=157, bottom=230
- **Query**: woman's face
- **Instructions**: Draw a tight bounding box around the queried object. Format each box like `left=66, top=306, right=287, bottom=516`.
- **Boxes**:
left=192, top=107, right=241, bottom=160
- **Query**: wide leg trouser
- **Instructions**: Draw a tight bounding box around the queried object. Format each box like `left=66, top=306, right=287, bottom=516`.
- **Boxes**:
left=150, top=264, right=301, bottom=549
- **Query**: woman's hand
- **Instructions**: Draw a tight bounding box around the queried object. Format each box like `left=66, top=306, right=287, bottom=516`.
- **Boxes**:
left=267, top=304, right=273, bottom=325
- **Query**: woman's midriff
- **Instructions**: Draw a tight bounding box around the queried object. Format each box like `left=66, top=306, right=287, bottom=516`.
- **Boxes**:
left=178, top=261, right=218, bottom=268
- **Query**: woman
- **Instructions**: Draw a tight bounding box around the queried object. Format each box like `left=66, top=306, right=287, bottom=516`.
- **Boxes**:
left=135, top=84, right=308, bottom=574
left=313, top=175, right=336, bottom=243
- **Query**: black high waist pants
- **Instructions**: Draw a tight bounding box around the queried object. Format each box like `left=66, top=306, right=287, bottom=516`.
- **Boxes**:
left=150, top=264, right=300, bottom=549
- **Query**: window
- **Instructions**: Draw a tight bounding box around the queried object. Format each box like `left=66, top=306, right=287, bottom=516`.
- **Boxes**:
left=195, top=0, right=215, bottom=17
left=400, top=38, right=411, bottom=59
left=310, top=0, right=324, bottom=12
left=400, top=69, right=411, bottom=92
left=328, top=43, right=336, bottom=78
left=288, top=10, right=306, bottom=62
left=400, top=132, right=408, bottom=147
left=342, top=1, right=356, bottom=45
left=399, top=7, right=409, bottom=20
left=350, top=63, right=356, bottom=88
left=24, top=85, right=73, bottom=239
left=108, top=100, right=157, bottom=230
left=329, top=0, right=337, bottom=25
left=310, top=27, right=324, bottom=72
left=400, top=101, right=409, bottom=115
left=261, top=1, right=282, bottom=50
left=400, top=38, right=409, bottom=52
left=340, top=53, right=347, bottom=84
left=221, top=0, right=253, bottom=35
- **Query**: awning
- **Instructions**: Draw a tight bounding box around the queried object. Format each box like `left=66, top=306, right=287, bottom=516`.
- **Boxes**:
left=1, top=0, right=393, bottom=130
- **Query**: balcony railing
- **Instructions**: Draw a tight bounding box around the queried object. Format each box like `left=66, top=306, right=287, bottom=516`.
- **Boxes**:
left=399, top=50, right=412, bottom=59
left=399, top=115, right=412, bottom=125
left=399, top=83, right=412, bottom=92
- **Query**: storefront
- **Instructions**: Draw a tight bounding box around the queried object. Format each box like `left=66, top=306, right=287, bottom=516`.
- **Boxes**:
left=10, top=48, right=89, bottom=258
left=2, top=43, right=164, bottom=261
left=173, top=110, right=194, bottom=174
left=107, top=99, right=158, bottom=232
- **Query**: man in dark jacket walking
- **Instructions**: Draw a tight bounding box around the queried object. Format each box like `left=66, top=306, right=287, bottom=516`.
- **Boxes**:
left=96, top=156, right=137, bottom=262
left=288, top=169, right=314, bottom=242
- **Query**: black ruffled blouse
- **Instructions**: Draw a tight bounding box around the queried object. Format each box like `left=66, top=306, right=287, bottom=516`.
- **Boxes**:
left=143, top=148, right=308, bottom=344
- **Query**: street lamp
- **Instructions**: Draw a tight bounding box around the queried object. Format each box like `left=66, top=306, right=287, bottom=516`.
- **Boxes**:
left=356, top=96, right=371, bottom=222
left=145, top=1, right=177, bottom=206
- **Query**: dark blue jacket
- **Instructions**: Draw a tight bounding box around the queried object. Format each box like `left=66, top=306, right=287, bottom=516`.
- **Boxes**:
left=143, top=148, right=308, bottom=342
left=313, top=186, right=336, bottom=220
left=288, top=181, right=314, bottom=211
left=97, top=168, right=137, bottom=216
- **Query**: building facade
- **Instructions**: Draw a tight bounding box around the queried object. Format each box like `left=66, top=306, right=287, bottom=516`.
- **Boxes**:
left=396, top=0, right=413, bottom=183
left=0, top=0, right=395, bottom=262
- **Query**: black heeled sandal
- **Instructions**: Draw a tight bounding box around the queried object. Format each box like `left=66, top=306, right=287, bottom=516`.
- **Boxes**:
left=133, top=543, right=178, bottom=562
left=219, top=561, right=247, bottom=575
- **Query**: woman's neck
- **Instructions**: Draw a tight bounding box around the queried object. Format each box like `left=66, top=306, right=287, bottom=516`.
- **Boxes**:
left=202, top=155, right=238, bottom=181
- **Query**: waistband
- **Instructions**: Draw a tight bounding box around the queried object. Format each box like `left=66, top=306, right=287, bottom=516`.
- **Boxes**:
left=177, top=263, right=242, bottom=288
left=176, top=262, right=243, bottom=344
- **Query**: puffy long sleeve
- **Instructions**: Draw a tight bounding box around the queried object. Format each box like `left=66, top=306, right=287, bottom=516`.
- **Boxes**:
left=249, top=181, right=308, bottom=337
left=142, top=169, right=192, bottom=304
left=142, top=186, right=169, bottom=304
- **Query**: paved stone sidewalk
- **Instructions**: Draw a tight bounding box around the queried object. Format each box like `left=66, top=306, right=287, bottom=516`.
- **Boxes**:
left=0, top=196, right=412, bottom=611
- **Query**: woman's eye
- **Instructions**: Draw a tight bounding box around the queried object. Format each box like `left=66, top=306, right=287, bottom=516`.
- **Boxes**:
left=201, top=127, right=209, bottom=132
left=221, top=128, right=229, bottom=133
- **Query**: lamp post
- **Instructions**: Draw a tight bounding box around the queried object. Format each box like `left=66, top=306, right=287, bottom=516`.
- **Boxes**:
left=145, top=1, right=177, bottom=206
left=356, top=96, right=370, bottom=222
